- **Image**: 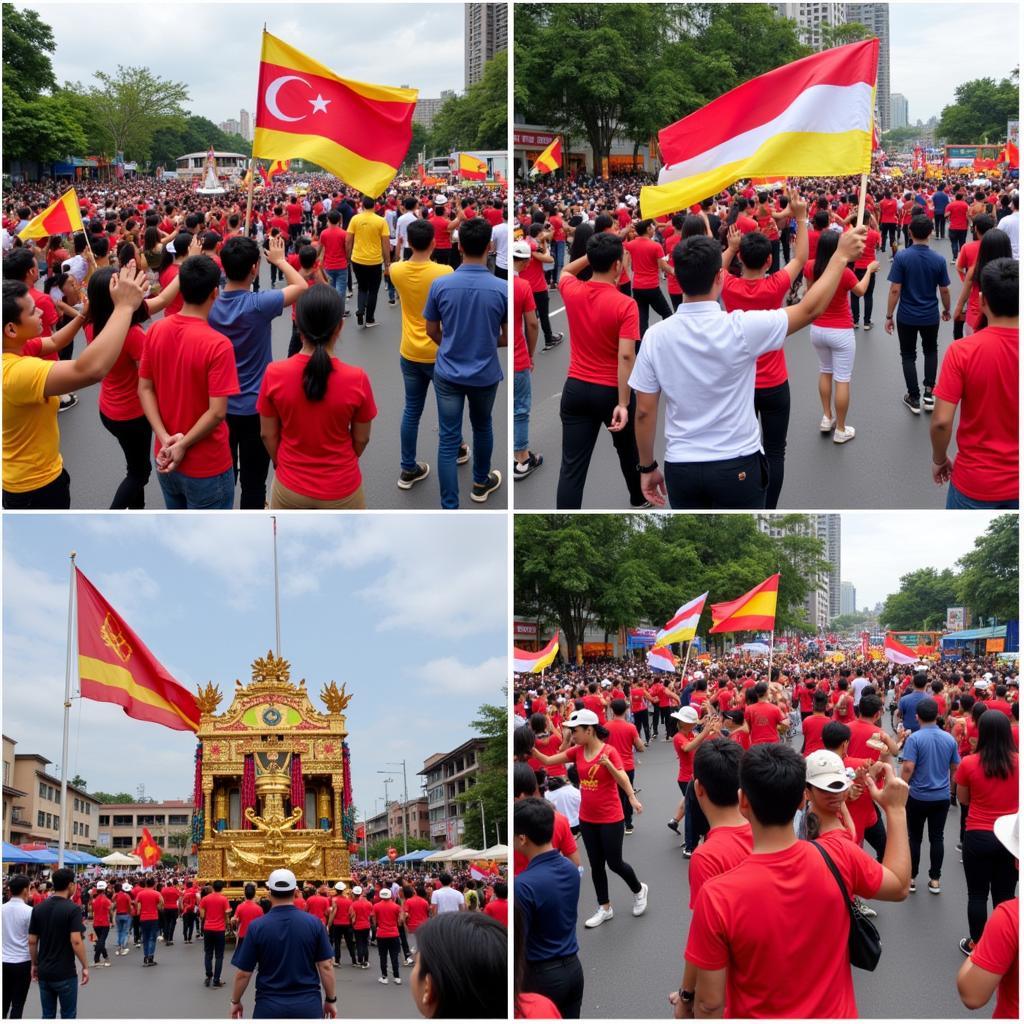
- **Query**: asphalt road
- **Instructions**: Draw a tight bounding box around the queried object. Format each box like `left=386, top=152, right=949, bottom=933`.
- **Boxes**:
left=570, top=726, right=1007, bottom=1019
left=515, top=234, right=964, bottom=510
left=55, top=260, right=508, bottom=510
left=18, top=929, right=424, bottom=1019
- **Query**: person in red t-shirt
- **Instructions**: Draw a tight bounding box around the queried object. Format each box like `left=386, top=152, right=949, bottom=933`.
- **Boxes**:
left=511, top=241, right=542, bottom=479
left=90, top=882, right=113, bottom=966
left=743, top=686, right=789, bottom=745
left=113, top=883, right=135, bottom=955
left=315, top=209, right=350, bottom=318
left=932, top=255, right=1018, bottom=509
left=801, top=691, right=833, bottom=755
left=181, top=884, right=200, bottom=944
left=879, top=191, right=900, bottom=252
left=625, top=219, right=672, bottom=335
left=135, top=878, right=164, bottom=966
left=327, top=883, right=357, bottom=966
left=401, top=885, right=430, bottom=941
left=847, top=212, right=882, bottom=329
left=524, top=225, right=562, bottom=351
left=606, top=698, right=645, bottom=832
left=350, top=887, right=374, bottom=968
left=229, top=884, right=264, bottom=959
left=198, top=880, right=231, bottom=985
left=159, top=880, right=181, bottom=945
left=372, top=889, right=405, bottom=983
left=668, top=706, right=720, bottom=854
left=482, top=880, right=508, bottom=927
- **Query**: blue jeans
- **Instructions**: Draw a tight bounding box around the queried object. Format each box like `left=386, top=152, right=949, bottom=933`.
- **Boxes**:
left=326, top=268, right=348, bottom=317
left=552, top=240, right=566, bottom=281
left=434, top=375, right=498, bottom=509
left=158, top=467, right=235, bottom=509
left=141, top=919, right=159, bottom=959
left=38, top=976, right=77, bottom=1019
left=945, top=482, right=1019, bottom=510
left=385, top=261, right=396, bottom=301
left=513, top=369, right=531, bottom=452
left=399, top=356, right=434, bottom=472
left=115, top=913, right=132, bottom=950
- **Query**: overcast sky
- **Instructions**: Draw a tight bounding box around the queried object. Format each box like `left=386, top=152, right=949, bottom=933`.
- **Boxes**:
left=3, top=515, right=506, bottom=818
left=840, top=512, right=1004, bottom=609
left=24, top=0, right=469, bottom=122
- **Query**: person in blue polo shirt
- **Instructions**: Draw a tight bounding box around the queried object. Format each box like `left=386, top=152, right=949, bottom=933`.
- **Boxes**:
left=423, top=217, right=507, bottom=508
left=932, top=184, right=950, bottom=239
left=898, top=671, right=931, bottom=734
left=514, top=797, right=583, bottom=1019
left=229, top=869, right=336, bottom=1020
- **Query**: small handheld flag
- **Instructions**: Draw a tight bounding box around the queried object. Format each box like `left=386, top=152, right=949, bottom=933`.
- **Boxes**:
left=710, top=574, right=780, bottom=634
left=17, top=189, right=85, bottom=240
left=513, top=635, right=559, bottom=674
left=133, top=827, right=163, bottom=868
left=656, top=592, right=708, bottom=647
left=530, top=137, right=562, bottom=176
left=647, top=647, right=678, bottom=673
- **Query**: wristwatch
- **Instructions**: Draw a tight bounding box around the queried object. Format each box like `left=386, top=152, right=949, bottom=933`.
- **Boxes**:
left=638, top=460, right=659, bottom=474
left=325, top=996, right=338, bottom=1004
left=679, top=989, right=695, bottom=1002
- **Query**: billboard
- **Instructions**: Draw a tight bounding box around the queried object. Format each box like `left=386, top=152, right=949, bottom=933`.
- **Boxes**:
left=1009, top=120, right=1019, bottom=146
left=946, top=607, right=967, bottom=631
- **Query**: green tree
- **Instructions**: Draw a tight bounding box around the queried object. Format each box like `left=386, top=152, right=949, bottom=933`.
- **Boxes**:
left=429, top=51, right=507, bottom=154
left=956, top=515, right=1018, bottom=624
left=3, top=93, right=88, bottom=165
left=405, top=122, right=430, bottom=170
left=456, top=702, right=507, bottom=850
left=936, top=75, right=1019, bottom=144
left=91, top=846, right=111, bottom=858
left=818, top=21, right=872, bottom=49
left=91, top=792, right=137, bottom=804
left=880, top=568, right=960, bottom=631
left=70, top=775, right=88, bottom=790
left=2, top=2, right=57, bottom=100
left=830, top=611, right=872, bottom=632
left=149, top=115, right=246, bottom=171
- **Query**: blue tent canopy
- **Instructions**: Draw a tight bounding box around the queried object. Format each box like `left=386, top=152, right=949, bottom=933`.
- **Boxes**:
left=395, top=850, right=431, bottom=863
left=2, top=843, right=57, bottom=863
left=60, top=850, right=103, bottom=865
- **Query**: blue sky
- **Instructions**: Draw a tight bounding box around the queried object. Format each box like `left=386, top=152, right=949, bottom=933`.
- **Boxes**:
left=3, top=514, right=506, bottom=819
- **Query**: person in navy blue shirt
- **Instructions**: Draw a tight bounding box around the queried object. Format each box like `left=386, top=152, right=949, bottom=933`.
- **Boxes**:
left=514, top=797, right=584, bottom=1019
left=884, top=216, right=951, bottom=414
left=932, top=185, right=950, bottom=239
left=898, top=672, right=931, bottom=734
left=229, top=869, right=336, bottom=1020
left=424, top=217, right=507, bottom=509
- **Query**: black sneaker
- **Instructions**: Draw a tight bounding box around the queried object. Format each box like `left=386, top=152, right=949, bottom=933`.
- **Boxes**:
left=470, top=470, right=502, bottom=503
left=682, top=848, right=693, bottom=859
left=356, top=311, right=364, bottom=326
left=667, top=819, right=680, bottom=835
left=922, top=388, right=935, bottom=412
left=204, top=978, right=212, bottom=987
left=541, top=332, right=564, bottom=352
left=212, top=980, right=225, bottom=988
left=388, top=298, right=396, bottom=305
left=959, top=937, right=974, bottom=957
left=456, top=443, right=471, bottom=465
left=514, top=452, right=543, bottom=479
left=630, top=499, right=654, bottom=509
left=58, top=394, right=78, bottom=412
left=903, top=393, right=921, bottom=415
left=397, top=462, right=430, bottom=490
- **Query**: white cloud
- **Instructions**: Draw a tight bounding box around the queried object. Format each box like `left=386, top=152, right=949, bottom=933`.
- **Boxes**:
left=415, top=655, right=506, bottom=696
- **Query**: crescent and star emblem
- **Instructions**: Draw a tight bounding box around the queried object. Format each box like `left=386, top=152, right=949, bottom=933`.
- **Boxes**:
left=265, top=75, right=332, bottom=122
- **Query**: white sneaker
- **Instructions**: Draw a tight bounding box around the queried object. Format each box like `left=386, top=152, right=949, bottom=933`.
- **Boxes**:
left=404, top=957, right=414, bottom=966
left=632, top=882, right=649, bottom=917
left=394, top=977, right=402, bottom=985
left=379, top=976, right=389, bottom=985
left=584, top=906, right=613, bottom=928
left=833, top=425, right=856, bottom=444
left=819, top=415, right=835, bottom=432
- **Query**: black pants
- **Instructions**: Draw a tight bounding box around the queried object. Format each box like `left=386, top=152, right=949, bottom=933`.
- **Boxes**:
left=665, top=712, right=678, bottom=739
left=494, top=266, right=508, bottom=280
left=934, top=212, right=946, bottom=238
left=949, top=228, right=968, bottom=259
left=378, top=935, right=401, bottom=978
left=578, top=820, right=641, bottom=906
left=618, top=769, right=636, bottom=829
left=525, top=954, right=584, bottom=1020
left=2, top=960, right=32, bottom=1018
left=850, top=267, right=875, bottom=325
left=287, top=323, right=302, bottom=359
left=3, top=467, right=71, bottom=509
left=780, top=230, right=791, bottom=265
left=768, top=238, right=781, bottom=274
left=162, top=908, right=178, bottom=943
left=633, top=708, right=650, bottom=743
left=906, top=795, right=950, bottom=880
left=398, top=924, right=411, bottom=960
left=652, top=706, right=665, bottom=738
left=880, top=223, right=899, bottom=249
left=132, top=914, right=141, bottom=944
left=203, top=930, right=225, bottom=981
left=227, top=412, right=268, bottom=509
left=93, top=925, right=110, bottom=963
left=963, top=829, right=1018, bottom=942
left=431, top=249, right=453, bottom=266
left=99, top=412, right=152, bottom=509
left=664, top=451, right=768, bottom=509
left=633, top=286, right=672, bottom=336
left=182, top=909, right=197, bottom=941
left=353, top=262, right=383, bottom=320
left=895, top=320, right=939, bottom=401
left=556, top=378, right=643, bottom=508
left=863, top=815, right=887, bottom=861
left=533, top=289, right=554, bottom=345
left=331, top=924, right=356, bottom=963
left=754, top=381, right=790, bottom=510
left=354, top=928, right=370, bottom=965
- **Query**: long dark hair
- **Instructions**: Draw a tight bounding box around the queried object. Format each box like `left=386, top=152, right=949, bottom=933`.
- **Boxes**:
left=976, top=709, right=1015, bottom=780
left=294, top=284, right=341, bottom=402
left=973, top=227, right=1013, bottom=330
left=812, top=229, right=840, bottom=283
left=86, top=267, right=148, bottom=334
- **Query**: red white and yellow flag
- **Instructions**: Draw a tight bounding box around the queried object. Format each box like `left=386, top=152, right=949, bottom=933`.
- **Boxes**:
left=76, top=569, right=201, bottom=732
left=530, top=137, right=562, bottom=176
left=513, top=635, right=559, bottom=674
left=458, top=153, right=487, bottom=180
left=253, top=31, right=417, bottom=197
left=709, top=574, right=780, bottom=634
left=17, top=188, right=85, bottom=240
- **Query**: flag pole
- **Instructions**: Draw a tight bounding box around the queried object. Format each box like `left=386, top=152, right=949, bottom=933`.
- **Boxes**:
left=767, top=629, right=775, bottom=684
left=59, top=552, right=77, bottom=870
left=680, top=639, right=693, bottom=681
left=272, top=515, right=281, bottom=656
left=244, top=24, right=266, bottom=234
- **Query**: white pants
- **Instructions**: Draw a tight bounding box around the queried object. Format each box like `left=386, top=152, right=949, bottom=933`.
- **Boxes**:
left=810, top=325, right=856, bottom=383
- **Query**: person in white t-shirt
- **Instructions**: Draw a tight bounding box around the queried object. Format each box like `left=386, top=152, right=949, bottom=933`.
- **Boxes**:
left=546, top=776, right=582, bottom=830
left=629, top=226, right=866, bottom=509
left=852, top=673, right=872, bottom=707
left=2, top=874, right=35, bottom=1019
left=429, top=874, right=466, bottom=916
left=395, top=198, right=419, bottom=260
left=998, top=195, right=1019, bottom=259
left=492, top=215, right=510, bottom=280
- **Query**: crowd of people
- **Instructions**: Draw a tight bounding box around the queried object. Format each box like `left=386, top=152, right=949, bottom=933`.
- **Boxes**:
left=1, top=860, right=507, bottom=1019
left=511, top=170, right=1019, bottom=510
left=2, top=173, right=509, bottom=510
left=512, top=651, right=1019, bottom=1018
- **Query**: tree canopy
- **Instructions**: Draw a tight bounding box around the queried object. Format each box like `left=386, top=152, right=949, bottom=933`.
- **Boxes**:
left=936, top=73, right=1019, bottom=144
left=455, top=701, right=507, bottom=850
left=428, top=51, right=507, bottom=155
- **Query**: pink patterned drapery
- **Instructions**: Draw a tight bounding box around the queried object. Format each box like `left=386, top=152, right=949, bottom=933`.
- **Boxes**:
left=241, top=754, right=255, bottom=829
left=290, top=754, right=305, bottom=828
left=342, top=742, right=352, bottom=810
left=193, top=743, right=203, bottom=805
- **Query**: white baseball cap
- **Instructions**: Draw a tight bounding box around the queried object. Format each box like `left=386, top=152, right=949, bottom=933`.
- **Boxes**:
left=96, top=881, right=107, bottom=890
left=511, top=239, right=532, bottom=260
left=379, top=887, right=392, bottom=899
left=805, top=750, right=852, bottom=792
left=122, top=883, right=132, bottom=892
left=334, top=881, right=346, bottom=891
left=433, top=194, right=448, bottom=205
left=671, top=706, right=699, bottom=724
left=565, top=709, right=600, bottom=728
left=267, top=868, right=297, bottom=892
left=351, top=885, right=363, bottom=895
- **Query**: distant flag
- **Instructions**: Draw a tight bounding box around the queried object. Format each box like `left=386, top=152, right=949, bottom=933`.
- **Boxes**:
left=17, top=188, right=85, bottom=240
left=709, top=574, right=780, bottom=634
left=267, top=159, right=290, bottom=180
left=656, top=592, right=708, bottom=647
left=458, top=153, right=487, bottom=180
left=884, top=635, right=918, bottom=665
left=640, top=39, right=879, bottom=218
left=258, top=163, right=270, bottom=187
left=530, top=137, right=562, bottom=176
left=133, top=827, right=162, bottom=868
left=513, top=635, right=559, bottom=674
left=647, top=646, right=678, bottom=673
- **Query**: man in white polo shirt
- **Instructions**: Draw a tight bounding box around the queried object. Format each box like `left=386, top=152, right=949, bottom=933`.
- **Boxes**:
left=429, top=873, right=466, bottom=916
left=630, top=225, right=866, bottom=508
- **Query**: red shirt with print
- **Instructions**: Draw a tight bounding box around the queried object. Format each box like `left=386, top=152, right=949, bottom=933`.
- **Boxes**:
left=720, top=269, right=792, bottom=388
left=566, top=743, right=625, bottom=824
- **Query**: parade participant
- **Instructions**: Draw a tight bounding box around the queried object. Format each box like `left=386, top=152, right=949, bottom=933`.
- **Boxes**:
left=482, top=880, right=508, bottom=928
left=327, top=882, right=356, bottom=967
left=345, top=195, right=391, bottom=328
left=511, top=239, right=542, bottom=481
left=90, top=882, right=112, bottom=968
left=229, top=883, right=264, bottom=960
left=351, top=885, right=373, bottom=968
left=198, top=878, right=231, bottom=988
left=28, top=868, right=89, bottom=1020
left=630, top=681, right=652, bottom=743
left=316, top=209, right=350, bottom=317
left=626, top=219, right=673, bottom=335
left=2, top=874, right=34, bottom=1018
left=373, top=887, right=404, bottom=985
left=229, top=869, right=337, bottom=1020
left=113, top=882, right=134, bottom=956
left=606, top=697, right=644, bottom=834
left=402, top=885, right=430, bottom=955
left=180, top=880, right=199, bottom=944
left=946, top=191, right=971, bottom=260
left=898, top=671, right=931, bottom=733
left=801, top=690, right=832, bottom=754
left=429, top=873, right=465, bottom=915
left=667, top=706, right=715, bottom=855
left=524, top=224, right=562, bottom=351
left=135, top=876, right=163, bottom=967
left=998, top=194, right=1019, bottom=258
left=158, top=878, right=180, bottom=946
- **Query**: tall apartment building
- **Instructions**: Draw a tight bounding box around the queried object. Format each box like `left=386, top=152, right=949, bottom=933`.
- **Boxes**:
left=218, top=118, right=241, bottom=138
left=840, top=581, right=857, bottom=616
left=890, top=92, right=909, bottom=129
left=464, top=2, right=507, bottom=88
left=413, top=91, right=457, bottom=131
left=419, top=739, right=487, bottom=848
left=240, top=109, right=252, bottom=142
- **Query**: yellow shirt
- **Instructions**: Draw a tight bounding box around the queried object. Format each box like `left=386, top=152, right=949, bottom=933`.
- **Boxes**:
left=388, top=260, right=454, bottom=363
left=347, top=211, right=390, bottom=266
left=2, top=352, right=62, bottom=493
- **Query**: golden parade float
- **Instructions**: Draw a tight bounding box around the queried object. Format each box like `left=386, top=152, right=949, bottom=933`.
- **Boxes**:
left=190, top=652, right=356, bottom=893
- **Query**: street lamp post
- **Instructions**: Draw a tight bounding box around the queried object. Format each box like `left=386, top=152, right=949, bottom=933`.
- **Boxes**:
left=383, top=760, right=410, bottom=856
left=377, top=775, right=394, bottom=838
left=479, top=800, right=486, bottom=849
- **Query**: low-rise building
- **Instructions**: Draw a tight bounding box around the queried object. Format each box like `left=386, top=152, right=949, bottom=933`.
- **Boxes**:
left=95, top=800, right=194, bottom=857
left=419, top=739, right=486, bottom=848
left=7, top=746, right=95, bottom=850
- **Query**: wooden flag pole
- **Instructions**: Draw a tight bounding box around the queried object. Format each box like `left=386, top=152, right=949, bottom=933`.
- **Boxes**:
left=767, top=629, right=775, bottom=683
left=680, top=639, right=694, bottom=681
left=856, top=172, right=868, bottom=228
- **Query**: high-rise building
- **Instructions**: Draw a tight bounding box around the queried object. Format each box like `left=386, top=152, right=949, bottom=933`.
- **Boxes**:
left=889, top=92, right=909, bottom=130
left=413, top=90, right=458, bottom=130
left=218, top=118, right=241, bottom=138
left=464, top=2, right=507, bottom=89
left=840, top=581, right=857, bottom=616
left=240, top=109, right=252, bottom=142
left=774, top=3, right=848, bottom=50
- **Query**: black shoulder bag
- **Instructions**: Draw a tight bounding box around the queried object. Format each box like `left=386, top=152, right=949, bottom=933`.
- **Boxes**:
left=811, top=840, right=882, bottom=971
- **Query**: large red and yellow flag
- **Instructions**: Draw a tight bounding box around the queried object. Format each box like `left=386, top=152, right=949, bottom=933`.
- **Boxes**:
left=133, top=827, right=163, bottom=868
left=253, top=31, right=417, bottom=198
left=458, top=153, right=487, bottom=180
left=76, top=569, right=201, bottom=732
left=17, top=188, right=86, bottom=240
left=709, top=573, right=780, bottom=634
left=640, top=39, right=878, bottom=218
left=531, top=137, right=562, bottom=175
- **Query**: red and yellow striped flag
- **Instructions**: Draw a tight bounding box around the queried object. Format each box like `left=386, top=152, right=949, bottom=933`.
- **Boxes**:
left=709, top=573, right=780, bottom=634
left=458, top=153, right=487, bottom=180
left=531, top=137, right=562, bottom=175
left=253, top=31, right=417, bottom=198
left=76, top=569, right=201, bottom=732
left=17, top=188, right=85, bottom=240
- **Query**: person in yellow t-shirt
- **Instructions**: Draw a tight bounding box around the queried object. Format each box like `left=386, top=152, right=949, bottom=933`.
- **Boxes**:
left=2, top=264, right=149, bottom=509
left=388, top=219, right=468, bottom=490
left=344, top=195, right=391, bottom=328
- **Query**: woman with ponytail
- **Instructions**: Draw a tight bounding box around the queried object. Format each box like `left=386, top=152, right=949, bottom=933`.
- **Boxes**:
left=257, top=284, right=377, bottom=508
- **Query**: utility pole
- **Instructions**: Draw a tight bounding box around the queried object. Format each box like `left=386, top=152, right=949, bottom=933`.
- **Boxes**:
left=479, top=800, right=486, bottom=849
left=377, top=775, right=394, bottom=838
left=384, top=761, right=410, bottom=856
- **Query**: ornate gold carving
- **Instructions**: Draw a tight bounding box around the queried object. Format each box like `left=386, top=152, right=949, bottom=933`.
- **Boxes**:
left=195, top=682, right=222, bottom=715
left=319, top=681, right=352, bottom=713
left=198, top=848, right=223, bottom=877
left=251, top=651, right=292, bottom=684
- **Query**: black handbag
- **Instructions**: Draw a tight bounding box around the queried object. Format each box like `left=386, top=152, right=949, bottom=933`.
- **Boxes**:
left=811, top=840, right=882, bottom=971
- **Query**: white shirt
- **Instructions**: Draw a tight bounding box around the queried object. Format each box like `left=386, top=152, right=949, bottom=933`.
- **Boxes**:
left=852, top=676, right=872, bottom=705
left=385, top=208, right=398, bottom=244
left=2, top=897, right=33, bottom=963
left=999, top=210, right=1019, bottom=259
left=546, top=784, right=582, bottom=828
left=396, top=211, right=417, bottom=252
left=492, top=221, right=509, bottom=270
left=628, top=302, right=788, bottom=462
left=429, top=886, right=465, bottom=914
